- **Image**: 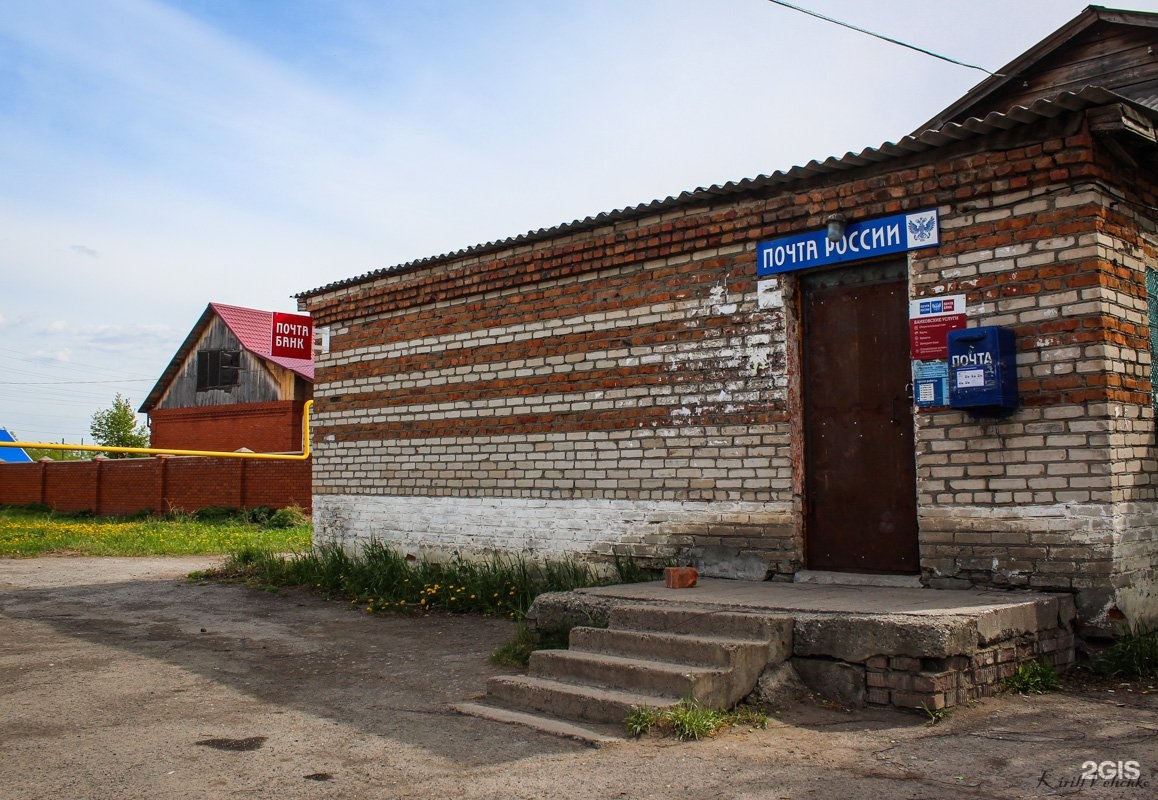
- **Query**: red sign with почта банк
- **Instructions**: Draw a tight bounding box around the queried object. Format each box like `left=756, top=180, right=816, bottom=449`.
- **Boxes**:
left=271, top=312, right=313, bottom=360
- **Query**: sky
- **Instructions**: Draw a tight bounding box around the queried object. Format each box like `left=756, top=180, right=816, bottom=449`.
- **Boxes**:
left=2, top=0, right=1155, bottom=445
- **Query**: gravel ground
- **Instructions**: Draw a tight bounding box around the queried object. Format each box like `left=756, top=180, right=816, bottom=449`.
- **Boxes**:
left=1, top=556, right=1155, bottom=799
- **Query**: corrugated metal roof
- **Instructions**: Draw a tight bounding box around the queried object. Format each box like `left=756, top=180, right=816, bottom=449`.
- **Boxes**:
left=211, top=303, right=314, bottom=381
left=139, top=303, right=313, bottom=414
left=297, top=86, right=1143, bottom=301
left=1117, top=83, right=1158, bottom=110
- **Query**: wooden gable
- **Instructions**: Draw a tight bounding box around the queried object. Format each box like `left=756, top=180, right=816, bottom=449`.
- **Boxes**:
left=154, top=314, right=305, bottom=410
left=919, top=7, right=1158, bottom=132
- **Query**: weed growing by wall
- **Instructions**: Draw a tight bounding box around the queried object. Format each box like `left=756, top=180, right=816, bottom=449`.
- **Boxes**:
left=216, top=540, right=658, bottom=619
left=1092, top=624, right=1158, bottom=679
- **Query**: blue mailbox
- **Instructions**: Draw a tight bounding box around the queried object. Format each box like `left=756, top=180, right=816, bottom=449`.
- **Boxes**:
left=947, top=326, right=1018, bottom=412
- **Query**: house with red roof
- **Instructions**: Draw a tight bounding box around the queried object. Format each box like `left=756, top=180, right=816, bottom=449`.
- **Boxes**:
left=140, top=303, right=314, bottom=453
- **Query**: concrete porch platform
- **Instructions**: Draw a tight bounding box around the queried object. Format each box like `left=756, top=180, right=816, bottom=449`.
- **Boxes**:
left=570, top=578, right=1073, bottom=618
left=528, top=578, right=1076, bottom=712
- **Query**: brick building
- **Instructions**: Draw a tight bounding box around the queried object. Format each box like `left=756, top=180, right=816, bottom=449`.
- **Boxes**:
left=297, top=7, right=1158, bottom=632
left=140, top=303, right=314, bottom=453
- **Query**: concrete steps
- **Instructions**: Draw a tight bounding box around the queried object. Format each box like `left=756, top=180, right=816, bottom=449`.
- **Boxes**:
left=486, top=674, right=677, bottom=725
left=450, top=702, right=625, bottom=747
left=456, top=603, right=792, bottom=743
left=528, top=649, right=732, bottom=701
left=568, top=627, right=769, bottom=668
left=534, top=579, right=1078, bottom=713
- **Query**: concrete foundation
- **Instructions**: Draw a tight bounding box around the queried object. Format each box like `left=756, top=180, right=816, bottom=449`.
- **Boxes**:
left=527, top=578, right=1075, bottom=713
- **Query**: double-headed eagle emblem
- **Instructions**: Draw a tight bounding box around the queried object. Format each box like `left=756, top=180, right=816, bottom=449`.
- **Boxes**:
left=908, top=215, right=936, bottom=242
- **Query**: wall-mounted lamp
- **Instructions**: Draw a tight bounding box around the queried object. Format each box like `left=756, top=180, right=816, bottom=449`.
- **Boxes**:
left=825, top=213, right=848, bottom=243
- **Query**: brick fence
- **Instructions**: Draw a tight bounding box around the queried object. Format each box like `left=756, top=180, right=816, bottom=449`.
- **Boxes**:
left=0, top=456, right=311, bottom=516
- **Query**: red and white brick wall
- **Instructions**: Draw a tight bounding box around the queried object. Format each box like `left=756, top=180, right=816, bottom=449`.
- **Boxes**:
left=909, top=132, right=1158, bottom=629
left=303, top=111, right=1158, bottom=628
left=309, top=207, right=798, bottom=573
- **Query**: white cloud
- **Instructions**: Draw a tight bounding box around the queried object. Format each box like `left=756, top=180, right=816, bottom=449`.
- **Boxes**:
left=38, top=320, right=179, bottom=354
left=28, top=349, right=71, bottom=363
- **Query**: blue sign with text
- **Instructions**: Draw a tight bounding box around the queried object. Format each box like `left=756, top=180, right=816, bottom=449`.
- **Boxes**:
left=756, top=209, right=940, bottom=276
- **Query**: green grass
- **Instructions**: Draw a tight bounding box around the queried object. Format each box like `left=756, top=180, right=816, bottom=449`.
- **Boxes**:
left=0, top=506, right=311, bottom=557
left=625, top=706, right=662, bottom=738
left=1091, top=623, right=1158, bottom=679
left=1004, top=658, right=1062, bottom=694
left=625, top=700, right=768, bottom=741
left=490, top=620, right=574, bottom=667
left=918, top=701, right=952, bottom=724
left=211, top=540, right=660, bottom=619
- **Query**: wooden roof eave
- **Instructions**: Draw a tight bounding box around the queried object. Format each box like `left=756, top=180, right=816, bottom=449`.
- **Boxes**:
left=139, top=305, right=215, bottom=414
left=914, top=5, right=1158, bottom=133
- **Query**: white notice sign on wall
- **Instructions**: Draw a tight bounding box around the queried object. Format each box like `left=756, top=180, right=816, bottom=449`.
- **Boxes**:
left=956, top=368, right=985, bottom=388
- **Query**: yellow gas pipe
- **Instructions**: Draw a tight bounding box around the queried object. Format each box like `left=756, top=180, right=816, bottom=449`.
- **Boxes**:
left=0, top=400, right=313, bottom=461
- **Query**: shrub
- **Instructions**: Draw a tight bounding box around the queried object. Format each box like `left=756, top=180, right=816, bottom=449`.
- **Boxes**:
left=244, top=506, right=275, bottom=525
left=0, top=503, right=52, bottom=514
left=267, top=505, right=309, bottom=529
left=192, top=506, right=245, bottom=522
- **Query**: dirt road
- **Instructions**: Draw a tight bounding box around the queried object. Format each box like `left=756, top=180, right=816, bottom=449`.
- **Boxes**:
left=1, top=557, right=1154, bottom=799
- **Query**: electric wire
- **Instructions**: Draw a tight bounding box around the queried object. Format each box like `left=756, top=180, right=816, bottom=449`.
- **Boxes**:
left=0, top=379, right=153, bottom=386
left=765, top=0, right=1004, bottom=77
left=0, top=347, right=159, bottom=380
left=0, top=344, right=163, bottom=442
left=0, top=358, right=149, bottom=382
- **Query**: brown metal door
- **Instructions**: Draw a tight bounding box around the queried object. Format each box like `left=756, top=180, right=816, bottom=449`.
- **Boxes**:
left=801, top=261, right=918, bottom=573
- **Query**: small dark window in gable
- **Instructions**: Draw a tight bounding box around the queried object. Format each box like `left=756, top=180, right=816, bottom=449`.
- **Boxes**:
left=196, top=349, right=242, bottom=392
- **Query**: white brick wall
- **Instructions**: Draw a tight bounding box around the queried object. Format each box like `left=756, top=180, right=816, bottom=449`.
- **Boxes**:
left=312, top=425, right=792, bottom=502
left=313, top=493, right=794, bottom=561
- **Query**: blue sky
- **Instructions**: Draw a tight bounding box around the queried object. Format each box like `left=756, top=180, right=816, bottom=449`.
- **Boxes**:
left=1, top=0, right=1152, bottom=444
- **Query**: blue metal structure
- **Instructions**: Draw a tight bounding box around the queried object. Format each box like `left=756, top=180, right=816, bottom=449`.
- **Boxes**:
left=0, top=428, right=33, bottom=463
